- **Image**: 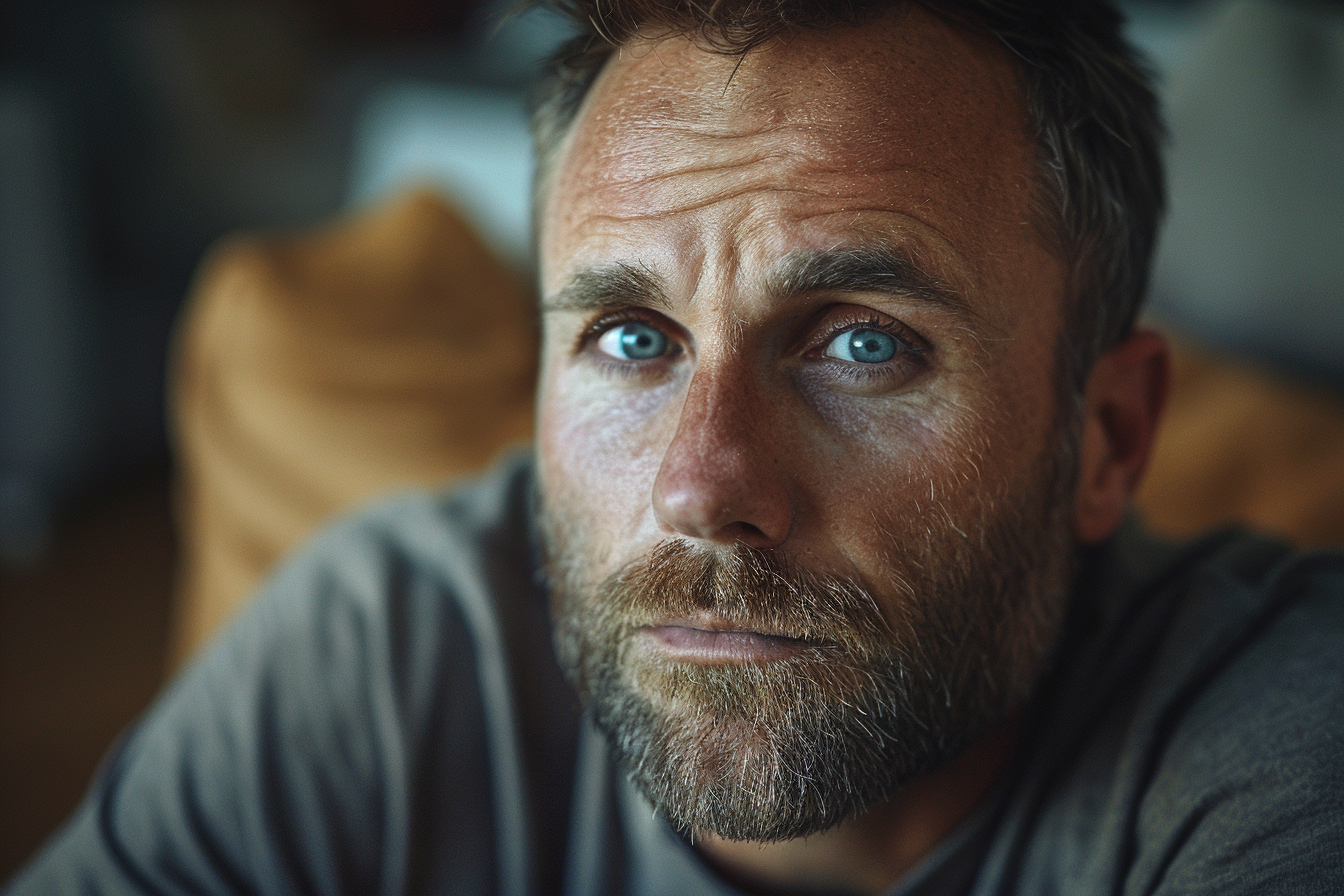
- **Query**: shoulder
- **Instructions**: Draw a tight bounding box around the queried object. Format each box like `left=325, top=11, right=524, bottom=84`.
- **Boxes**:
left=207, top=451, right=543, bottom=703
left=5, top=453, right=553, bottom=895
left=1011, top=529, right=1344, bottom=894
left=217, top=448, right=556, bottom=773
left=1134, top=538, right=1344, bottom=892
left=1147, top=536, right=1344, bottom=758
left=278, top=448, right=540, bottom=615
left=250, top=451, right=575, bottom=893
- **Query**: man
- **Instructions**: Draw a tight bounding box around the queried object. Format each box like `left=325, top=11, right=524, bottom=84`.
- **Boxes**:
left=9, top=0, right=1343, bottom=893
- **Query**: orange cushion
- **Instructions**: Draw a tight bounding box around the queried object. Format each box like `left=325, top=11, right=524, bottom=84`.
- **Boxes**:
left=1137, top=340, right=1344, bottom=549
left=169, top=189, right=536, bottom=665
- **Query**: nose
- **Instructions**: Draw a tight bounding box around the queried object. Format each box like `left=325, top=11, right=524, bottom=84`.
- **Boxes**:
left=651, top=365, right=792, bottom=548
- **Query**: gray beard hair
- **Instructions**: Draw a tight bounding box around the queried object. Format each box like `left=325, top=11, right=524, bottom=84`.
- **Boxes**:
left=542, top=443, right=1077, bottom=843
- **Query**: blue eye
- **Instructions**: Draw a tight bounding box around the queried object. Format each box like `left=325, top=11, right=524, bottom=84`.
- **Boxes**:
left=597, top=322, right=671, bottom=360
left=825, top=327, right=900, bottom=363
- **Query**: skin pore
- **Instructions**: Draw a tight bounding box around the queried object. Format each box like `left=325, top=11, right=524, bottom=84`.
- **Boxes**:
left=534, top=6, right=1170, bottom=895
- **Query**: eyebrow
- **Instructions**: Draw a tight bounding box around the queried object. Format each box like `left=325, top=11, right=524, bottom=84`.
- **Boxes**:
left=540, top=245, right=974, bottom=320
left=768, top=246, right=975, bottom=321
left=540, top=262, right=671, bottom=314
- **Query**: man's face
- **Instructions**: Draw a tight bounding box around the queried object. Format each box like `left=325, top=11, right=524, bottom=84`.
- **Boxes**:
left=536, top=8, right=1077, bottom=841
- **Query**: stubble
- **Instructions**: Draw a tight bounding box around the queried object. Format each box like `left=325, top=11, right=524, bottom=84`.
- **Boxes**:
left=542, top=433, right=1077, bottom=842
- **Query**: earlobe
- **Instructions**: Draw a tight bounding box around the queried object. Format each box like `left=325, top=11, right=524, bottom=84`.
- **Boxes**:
left=1073, top=328, right=1171, bottom=545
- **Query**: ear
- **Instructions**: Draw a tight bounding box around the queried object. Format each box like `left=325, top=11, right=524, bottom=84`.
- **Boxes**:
left=1074, top=327, right=1171, bottom=545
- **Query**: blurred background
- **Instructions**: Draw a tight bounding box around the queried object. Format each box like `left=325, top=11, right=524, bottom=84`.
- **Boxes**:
left=1, top=0, right=1342, bottom=878
left=0, top=0, right=569, bottom=871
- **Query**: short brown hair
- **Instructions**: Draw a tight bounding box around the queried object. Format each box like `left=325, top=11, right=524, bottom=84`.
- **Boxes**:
left=527, top=0, right=1165, bottom=395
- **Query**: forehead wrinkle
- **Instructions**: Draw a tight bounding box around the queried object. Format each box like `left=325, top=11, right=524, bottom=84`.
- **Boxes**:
left=591, top=121, right=904, bottom=192
left=562, top=156, right=856, bottom=230
left=587, top=183, right=850, bottom=223
left=585, top=134, right=821, bottom=199
left=598, top=152, right=785, bottom=191
left=622, top=116, right=808, bottom=142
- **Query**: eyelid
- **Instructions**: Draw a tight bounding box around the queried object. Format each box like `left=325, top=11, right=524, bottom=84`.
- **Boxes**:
left=809, top=308, right=930, bottom=359
left=573, top=307, right=684, bottom=358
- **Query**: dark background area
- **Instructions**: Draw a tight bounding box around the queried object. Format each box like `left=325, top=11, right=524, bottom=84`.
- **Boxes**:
left=3, top=0, right=1343, bottom=881
left=0, top=0, right=545, bottom=546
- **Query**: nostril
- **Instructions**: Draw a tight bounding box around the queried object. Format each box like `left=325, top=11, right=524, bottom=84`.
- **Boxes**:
left=719, top=519, right=784, bottom=550
left=728, top=522, right=766, bottom=542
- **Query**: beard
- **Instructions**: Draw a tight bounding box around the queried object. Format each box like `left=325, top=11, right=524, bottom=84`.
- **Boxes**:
left=541, top=435, right=1077, bottom=843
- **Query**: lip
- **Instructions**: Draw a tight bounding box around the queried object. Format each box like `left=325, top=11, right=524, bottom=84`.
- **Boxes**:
left=638, top=622, right=815, bottom=663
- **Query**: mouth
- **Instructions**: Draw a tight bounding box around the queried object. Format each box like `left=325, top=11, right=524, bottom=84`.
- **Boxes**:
left=638, top=619, right=819, bottom=663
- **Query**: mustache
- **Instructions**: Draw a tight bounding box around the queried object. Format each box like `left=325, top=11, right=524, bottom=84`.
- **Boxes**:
left=582, top=540, right=901, bottom=656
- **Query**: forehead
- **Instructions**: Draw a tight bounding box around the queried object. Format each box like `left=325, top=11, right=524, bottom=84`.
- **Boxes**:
left=540, top=7, right=1053, bottom=315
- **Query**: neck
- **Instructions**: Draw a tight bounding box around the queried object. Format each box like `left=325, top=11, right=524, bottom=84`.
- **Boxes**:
left=695, top=714, right=1022, bottom=895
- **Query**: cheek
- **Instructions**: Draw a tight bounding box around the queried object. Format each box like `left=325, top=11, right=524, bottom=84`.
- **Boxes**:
left=537, top=366, right=678, bottom=546
left=797, top=393, right=1003, bottom=570
left=805, top=378, right=987, bottom=485
left=816, top=417, right=967, bottom=514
